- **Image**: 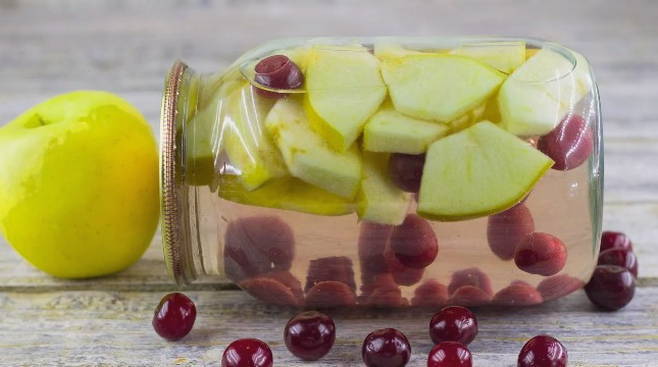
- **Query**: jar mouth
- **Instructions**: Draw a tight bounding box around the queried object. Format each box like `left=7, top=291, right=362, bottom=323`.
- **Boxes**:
left=160, top=60, right=193, bottom=286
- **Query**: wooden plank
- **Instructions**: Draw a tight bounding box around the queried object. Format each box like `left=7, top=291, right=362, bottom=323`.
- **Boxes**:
left=0, top=288, right=656, bottom=366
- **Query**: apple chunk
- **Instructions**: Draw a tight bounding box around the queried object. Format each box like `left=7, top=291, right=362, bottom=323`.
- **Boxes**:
left=418, top=121, right=553, bottom=221
left=222, top=84, right=289, bottom=190
left=357, top=152, right=411, bottom=225
left=381, top=54, right=506, bottom=122
left=305, top=46, right=387, bottom=151
left=498, top=48, right=593, bottom=136
left=451, top=41, right=526, bottom=73
left=218, top=175, right=354, bottom=216
left=265, top=96, right=362, bottom=199
left=363, top=106, right=449, bottom=154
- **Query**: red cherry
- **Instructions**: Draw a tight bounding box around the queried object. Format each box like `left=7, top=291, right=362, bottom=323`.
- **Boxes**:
left=427, top=341, right=473, bottom=367
left=585, top=265, right=635, bottom=311
left=514, top=232, right=567, bottom=276
left=222, top=338, right=273, bottom=367
left=305, top=281, right=357, bottom=308
left=262, top=271, right=304, bottom=303
left=362, top=328, right=411, bottom=367
left=598, top=249, right=638, bottom=277
left=385, top=250, right=424, bottom=286
left=429, top=306, right=478, bottom=345
left=390, top=214, right=439, bottom=269
left=152, top=293, right=197, bottom=341
left=240, top=276, right=301, bottom=306
left=493, top=281, right=543, bottom=306
left=600, top=231, right=633, bottom=253
left=284, top=311, right=335, bottom=361
left=358, top=222, right=394, bottom=285
left=305, top=256, right=356, bottom=292
left=448, top=268, right=493, bottom=296
left=487, top=203, right=535, bottom=260
left=537, top=114, right=593, bottom=171
left=537, top=275, right=584, bottom=301
left=411, top=279, right=449, bottom=307
left=388, top=153, right=426, bottom=193
left=253, top=55, right=303, bottom=98
left=447, top=286, right=492, bottom=307
left=518, top=335, right=567, bottom=367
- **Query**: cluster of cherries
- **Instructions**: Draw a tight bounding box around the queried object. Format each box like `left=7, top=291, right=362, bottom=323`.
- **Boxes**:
left=153, top=302, right=566, bottom=367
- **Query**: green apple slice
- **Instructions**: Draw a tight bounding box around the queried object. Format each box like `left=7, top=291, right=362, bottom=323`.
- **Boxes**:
left=363, top=106, right=449, bottom=154
left=418, top=121, right=553, bottom=221
left=447, top=102, right=487, bottom=132
left=357, top=152, right=411, bottom=225
left=305, top=46, right=387, bottom=151
left=451, top=41, right=526, bottom=73
left=374, top=43, right=429, bottom=60
left=219, top=175, right=354, bottom=216
left=381, top=54, right=506, bottom=122
left=265, top=96, right=362, bottom=199
left=498, top=48, right=593, bottom=136
left=223, top=84, right=288, bottom=190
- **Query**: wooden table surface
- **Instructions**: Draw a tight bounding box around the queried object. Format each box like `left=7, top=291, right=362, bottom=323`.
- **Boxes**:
left=1, top=1, right=657, bottom=366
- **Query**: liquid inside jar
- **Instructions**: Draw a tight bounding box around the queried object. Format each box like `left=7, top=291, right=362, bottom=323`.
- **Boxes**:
left=164, top=37, right=602, bottom=307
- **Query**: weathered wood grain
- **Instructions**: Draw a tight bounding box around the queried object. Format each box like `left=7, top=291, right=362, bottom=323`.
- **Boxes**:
left=0, top=288, right=657, bottom=366
left=0, top=0, right=657, bottom=366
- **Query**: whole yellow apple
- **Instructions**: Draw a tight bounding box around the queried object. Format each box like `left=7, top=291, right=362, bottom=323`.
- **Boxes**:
left=0, top=91, right=159, bottom=278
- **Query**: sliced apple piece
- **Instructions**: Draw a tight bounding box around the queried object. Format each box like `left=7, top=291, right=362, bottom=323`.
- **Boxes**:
left=374, top=43, right=429, bottom=60
left=363, top=106, right=449, bottom=154
left=381, top=54, right=506, bottom=122
left=451, top=41, right=526, bottom=73
left=265, top=96, right=362, bottom=199
left=498, top=48, right=593, bottom=136
left=447, top=102, right=487, bottom=132
left=222, top=84, right=288, bottom=190
left=219, top=175, right=354, bottom=216
left=418, top=121, right=553, bottom=221
left=305, top=46, right=387, bottom=151
left=357, top=152, right=411, bottom=225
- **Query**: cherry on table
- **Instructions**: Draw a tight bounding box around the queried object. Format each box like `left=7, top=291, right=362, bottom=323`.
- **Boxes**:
left=600, top=231, right=633, bottom=253
left=429, top=306, right=478, bottom=345
left=388, top=153, right=425, bottom=193
left=585, top=265, right=635, bottom=311
left=221, top=338, right=273, bottom=367
left=152, top=292, right=197, bottom=341
left=253, top=54, right=304, bottom=98
left=517, top=335, right=568, bottom=367
left=537, top=114, right=593, bottom=171
left=598, top=248, right=638, bottom=277
left=284, top=311, right=335, bottom=361
left=427, top=341, right=473, bottom=367
left=390, top=214, right=439, bottom=269
left=362, top=328, right=411, bottom=367
left=514, top=232, right=567, bottom=276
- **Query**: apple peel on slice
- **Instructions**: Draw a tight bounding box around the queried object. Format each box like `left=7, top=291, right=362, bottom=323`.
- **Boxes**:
left=418, top=121, right=554, bottom=221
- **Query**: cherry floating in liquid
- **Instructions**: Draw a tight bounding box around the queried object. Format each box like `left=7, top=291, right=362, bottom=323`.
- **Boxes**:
left=390, top=214, right=439, bottom=269
left=362, top=328, right=411, bottom=367
left=305, top=256, right=356, bottom=292
left=537, top=275, right=584, bottom=301
left=448, top=268, right=493, bottom=296
left=537, top=114, right=593, bottom=171
left=411, top=279, right=449, bottom=307
left=514, top=232, right=567, bottom=276
left=585, top=265, right=635, bottom=311
left=429, top=306, right=478, bottom=345
left=358, top=222, right=393, bottom=280
left=598, top=248, right=638, bottom=277
left=284, top=311, right=336, bottom=361
left=487, top=203, right=535, bottom=260
left=517, top=335, right=568, bottom=367
left=253, top=54, right=304, bottom=98
left=221, top=338, right=273, bottom=367
left=386, top=250, right=425, bottom=286
left=388, top=153, right=426, bottom=193
left=447, top=286, right=492, bottom=307
left=152, top=292, right=197, bottom=341
left=427, top=341, right=473, bottom=367
left=305, top=280, right=357, bottom=308
left=240, top=276, right=302, bottom=306
left=600, top=231, right=633, bottom=253
left=492, top=281, right=543, bottom=306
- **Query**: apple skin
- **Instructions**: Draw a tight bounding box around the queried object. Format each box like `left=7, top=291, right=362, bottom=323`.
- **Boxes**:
left=0, top=91, right=159, bottom=278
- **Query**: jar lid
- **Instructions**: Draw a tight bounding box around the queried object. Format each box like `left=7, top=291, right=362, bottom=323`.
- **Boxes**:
left=160, top=60, right=191, bottom=285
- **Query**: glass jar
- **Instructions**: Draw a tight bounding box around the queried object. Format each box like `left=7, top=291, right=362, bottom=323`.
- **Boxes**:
left=160, top=37, right=602, bottom=307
